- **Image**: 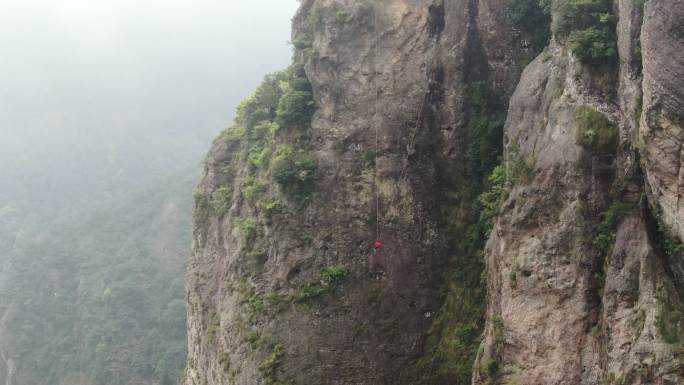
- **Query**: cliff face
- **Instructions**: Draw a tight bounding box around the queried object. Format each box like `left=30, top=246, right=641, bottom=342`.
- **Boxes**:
left=476, top=0, right=684, bottom=384
left=186, top=0, right=684, bottom=384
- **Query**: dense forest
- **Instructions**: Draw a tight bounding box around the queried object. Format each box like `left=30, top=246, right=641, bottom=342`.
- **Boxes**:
left=0, top=130, right=203, bottom=384
left=0, top=1, right=297, bottom=383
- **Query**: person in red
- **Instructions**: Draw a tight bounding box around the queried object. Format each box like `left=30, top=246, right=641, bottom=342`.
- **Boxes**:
left=374, top=239, right=382, bottom=250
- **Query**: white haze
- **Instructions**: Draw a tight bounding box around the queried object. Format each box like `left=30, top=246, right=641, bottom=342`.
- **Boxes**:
left=0, top=0, right=299, bottom=214
left=0, top=0, right=299, bottom=139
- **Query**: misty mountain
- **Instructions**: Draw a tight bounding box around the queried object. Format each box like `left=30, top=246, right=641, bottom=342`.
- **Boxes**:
left=0, top=1, right=299, bottom=384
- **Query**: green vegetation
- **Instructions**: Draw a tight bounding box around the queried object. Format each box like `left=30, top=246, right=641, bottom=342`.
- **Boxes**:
left=264, top=292, right=290, bottom=313
left=567, top=28, right=617, bottom=65
left=235, top=74, right=284, bottom=133
left=216, top=66, right=317, bottom=243
left=464, top=82, right=507, bottom=181
left=291, top=4, right=317, bottom=54
left=634, top=95, right=644, bottom=128
left=416, top=81, right=537, bottom=384
left=298, top=284, right=327, bottom=301
left=207, top=310, right=221, bottom=341
left=478, top=146, right=535, bottom=234
left=663, top=235, right=684, bottom=256
left=575, top=106, right=618, bottom=153
left=297, top=265, right=350, bottom=302
left=508, top=147, right=535, bottom=184
left=594, top=201, right=634, bottom=255
left=212, top=186, right=234, bottom=216
left=509, top=270, right=518, bottom=288
left=418, top=82, right=506, bottom=384
left=0, top=168, right=194, bottom=385
left=292, top=33, right=313, bottom=51
left=478, top=316, right=505, bottom=385
left=555, top=0, right=617, bottom=66
left=479, top=165, right=506, bottom=232
left=245, top=291, right=266, bottom=318
left=482, top=359, right=501, bottom=383
left=655, top=222, right=684, bottom=257
left=223, top=125, right=246, bottom=143
left=271, top=145, right=318, bottom=202
left=236, top=280, right=293, bottom=322
left=320, top=265, right=350, bottom=284
left=655, top=286, right=684, bottom=344
left=258, top=198, right=282, bottom=221
left=194, top=188, right=210, bottom=220
left=506, top=0, right=552, bottom=53
left=275, top=66, right=316, bottom=130
left=259, top=344, right=286, bottom=385
left=220, top=64, right=317, bottom=208
left=219, top=352, right=231, bottom=373
left=242, top=326, right=262, bottom=349
left=242, top=176, right=268, bottom=203
left=236, top=218, right=258, bottom=241
left=649, top=219, right=684, bottom=343
left=362, top=149, right=376, bottom=168
left=593, top=201, right=635, bottom=294
left=302, top=233, right=314, bottom=246
left=291, top=0, right=347, bottom=61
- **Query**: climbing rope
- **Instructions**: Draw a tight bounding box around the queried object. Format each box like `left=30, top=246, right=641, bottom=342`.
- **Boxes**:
left=371, top=4, right=435, bottom=249
left=374, top=5, right=380, bottom=244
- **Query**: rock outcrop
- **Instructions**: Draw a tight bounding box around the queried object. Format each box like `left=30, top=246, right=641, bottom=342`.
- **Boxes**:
left=185, top=1, right=684, bottom=384
left=640, top=0, right=684, bottom=241
left=475, top=1, right=684, bottom=384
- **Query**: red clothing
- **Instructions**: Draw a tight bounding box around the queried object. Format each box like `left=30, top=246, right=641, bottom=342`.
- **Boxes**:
left=374, top=240, right=382, bottom=250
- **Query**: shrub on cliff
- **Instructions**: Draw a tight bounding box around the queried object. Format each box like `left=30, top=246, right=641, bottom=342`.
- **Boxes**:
left=275, top=65, right=315, bottom=130
left=236, top=73, right=285, bottom=132
left=320, top=265, right=349, bottom=284
left=478, top=165, right=506, bottom=232
left=212, top=186, right=233, bottom=216
left=507, top=0, right=552, bottom=53
left=271, top=145, right=317, bottom=201
left=575, top=106, right=617, bottom=153
left=465, top=82, right=506, bottom=184
left=555, top=0, right=617, bottom=66
left=223, top=64, right=318, bottom=206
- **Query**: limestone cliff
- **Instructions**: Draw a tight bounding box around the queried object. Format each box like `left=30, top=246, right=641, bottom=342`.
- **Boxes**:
left=185, top=1, right=684, bottom=384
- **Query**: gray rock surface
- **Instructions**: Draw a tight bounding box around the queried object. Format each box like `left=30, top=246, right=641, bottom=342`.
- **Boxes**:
left=185, top=1, right=515, bottom=384
left=640, top=0, right=684, bottom=241
left=185, top=1, right=684, bottom=384
left=475, top=1, right=684, bottom=384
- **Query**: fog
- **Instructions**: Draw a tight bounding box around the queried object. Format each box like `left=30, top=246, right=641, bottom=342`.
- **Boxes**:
left=0, top=0, right=300, bottom=214
left=0, top=0, right=299, bottom=149
left=0, top=2, right=300, bottom=384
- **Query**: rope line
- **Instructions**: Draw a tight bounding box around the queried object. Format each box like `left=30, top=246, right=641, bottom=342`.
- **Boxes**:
left=372, top=5, right=434, bottom=241
left=374, top=5, right=380, bottom=241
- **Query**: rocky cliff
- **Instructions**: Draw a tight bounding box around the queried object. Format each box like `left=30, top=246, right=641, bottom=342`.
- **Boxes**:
left=185, top=0, right=684, bottom=384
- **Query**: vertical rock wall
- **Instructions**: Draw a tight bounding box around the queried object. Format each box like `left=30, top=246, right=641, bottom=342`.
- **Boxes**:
left=475, top=1, right=684, bottom=384
left=185, top=0, right=523, bottom=384
left=186, top=0, right=684, bottom=384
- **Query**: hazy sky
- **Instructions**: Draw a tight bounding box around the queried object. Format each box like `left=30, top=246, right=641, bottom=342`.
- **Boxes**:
left=0, top=0, right=300, bottom=215
left=0, top=0, right=300, bottom=143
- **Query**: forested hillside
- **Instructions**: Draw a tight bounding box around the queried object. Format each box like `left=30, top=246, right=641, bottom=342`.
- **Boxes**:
left=0, top=1, right=297, bottom=383
left=0, top=131, right=203, bottom=385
